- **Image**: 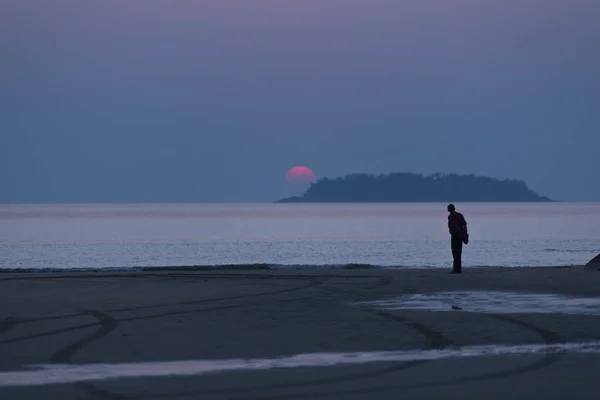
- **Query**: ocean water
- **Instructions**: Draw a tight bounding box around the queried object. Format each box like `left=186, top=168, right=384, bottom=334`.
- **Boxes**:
left=0, top=203, right=598, bottom=271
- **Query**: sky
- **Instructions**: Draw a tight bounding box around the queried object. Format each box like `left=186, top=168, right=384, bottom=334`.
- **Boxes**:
left=1, top=0, right=599, bottom=203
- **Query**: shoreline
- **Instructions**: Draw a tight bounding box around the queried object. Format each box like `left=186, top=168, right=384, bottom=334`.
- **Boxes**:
left=0, top=263, right=586, bottom=276
left=0, top=265, right=596, bottom=295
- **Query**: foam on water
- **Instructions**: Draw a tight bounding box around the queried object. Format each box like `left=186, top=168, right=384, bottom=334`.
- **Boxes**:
left=1, top=341, right=599, bottom=387
left=0, top=263, right=384, bottom=274
left=358, top=291, right=600, bottom=315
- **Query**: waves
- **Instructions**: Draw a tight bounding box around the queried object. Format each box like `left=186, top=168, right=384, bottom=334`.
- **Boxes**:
left=544, top=248, right=598, bottom=253
left=0, top=263, right=386, bottom=274
left=0, top=263, right=585, bottom=274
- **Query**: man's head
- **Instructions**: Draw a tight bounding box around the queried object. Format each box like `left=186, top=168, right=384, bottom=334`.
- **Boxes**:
left=447, top=203, right=456, bottom=212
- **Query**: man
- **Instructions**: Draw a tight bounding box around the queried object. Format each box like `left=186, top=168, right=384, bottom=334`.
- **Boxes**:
left=447, top=203, right=468, bottom=273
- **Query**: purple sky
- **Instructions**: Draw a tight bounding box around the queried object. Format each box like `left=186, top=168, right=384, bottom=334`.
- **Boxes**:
left=2, top=0, right=599, bottom=202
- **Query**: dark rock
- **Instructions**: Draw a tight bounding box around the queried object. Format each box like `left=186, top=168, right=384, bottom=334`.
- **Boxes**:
left=452, top=305, right=462, bottom=310
left=379, top=276, right=392, bottom=285
left=585, top=254, right=600, bottom=270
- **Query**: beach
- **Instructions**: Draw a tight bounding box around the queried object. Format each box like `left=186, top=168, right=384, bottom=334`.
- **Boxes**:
left=1, top=266, right=600, bottom=399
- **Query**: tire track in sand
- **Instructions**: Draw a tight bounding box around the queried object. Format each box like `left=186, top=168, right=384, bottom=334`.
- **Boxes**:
left=18, top=277, right=321, bottom=324
left=49, top=310, right=119, bottom=363
left=234, top=314, right=565, bottom=400
left=0, top=318, right=17, bottom=335
left=108, top=312, right=455, bottom=399
left=2, top=279, right=321, bottom=345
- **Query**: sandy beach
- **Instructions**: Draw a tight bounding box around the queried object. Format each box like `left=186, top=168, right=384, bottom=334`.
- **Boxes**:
left=1, top=266, right=600, bottom=399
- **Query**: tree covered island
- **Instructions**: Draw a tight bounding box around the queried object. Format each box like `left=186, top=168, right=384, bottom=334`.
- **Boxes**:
left=277, top=173, right=551, bottom=203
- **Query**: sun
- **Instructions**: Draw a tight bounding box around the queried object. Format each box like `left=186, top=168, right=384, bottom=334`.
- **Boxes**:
left=285, top=166, right=317, bottom=184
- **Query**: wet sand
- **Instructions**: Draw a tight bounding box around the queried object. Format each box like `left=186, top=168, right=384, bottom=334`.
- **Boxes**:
left=1, top=267, right=600, bottom=399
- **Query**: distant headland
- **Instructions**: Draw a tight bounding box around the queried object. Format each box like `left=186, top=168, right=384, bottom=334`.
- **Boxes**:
left=276, top=173, right=551, bottom=203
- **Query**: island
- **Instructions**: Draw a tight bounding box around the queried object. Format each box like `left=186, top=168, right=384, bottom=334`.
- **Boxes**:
left=277, top=172, right=552, bottom=203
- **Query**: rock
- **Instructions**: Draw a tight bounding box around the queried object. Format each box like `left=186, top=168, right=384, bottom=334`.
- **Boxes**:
left=452, top=305, right=462, bottom=310
left=585, top=254, right=600, bottom=270
left=379, top=276, right=392, bottom=285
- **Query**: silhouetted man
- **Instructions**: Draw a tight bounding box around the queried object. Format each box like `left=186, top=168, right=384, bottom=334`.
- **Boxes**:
left=447, top=204, right=468, bottom=273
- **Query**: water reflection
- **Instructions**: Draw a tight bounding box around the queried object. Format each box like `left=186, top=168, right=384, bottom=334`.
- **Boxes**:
left=1, top=341, right=600, bottom=387
left=359, top=291, right=600, bottom=315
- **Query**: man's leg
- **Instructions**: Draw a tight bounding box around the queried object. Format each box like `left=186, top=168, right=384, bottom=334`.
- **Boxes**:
left=451, top=236, right=463, bottom=273
left=456, top=239, right=463, bottom=272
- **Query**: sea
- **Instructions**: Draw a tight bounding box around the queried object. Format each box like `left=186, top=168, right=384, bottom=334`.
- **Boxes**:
left=0, top=203, right=599, bottom=272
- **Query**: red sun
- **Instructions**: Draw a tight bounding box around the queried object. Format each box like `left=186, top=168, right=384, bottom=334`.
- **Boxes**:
left=285, top=166, right=317, bottom=184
